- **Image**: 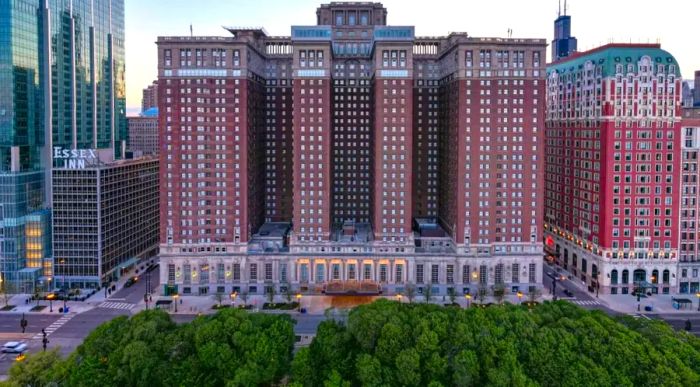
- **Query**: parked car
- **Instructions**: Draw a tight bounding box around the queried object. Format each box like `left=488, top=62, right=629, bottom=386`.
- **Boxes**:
left=2, top=342, right=27, bottom=353
left=563, top=289, right=574, bottom=297
left=124, top=276, right=139, bottom=288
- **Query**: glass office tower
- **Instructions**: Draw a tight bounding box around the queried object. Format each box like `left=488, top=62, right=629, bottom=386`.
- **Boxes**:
left=0, top=0, right=125, bottom=293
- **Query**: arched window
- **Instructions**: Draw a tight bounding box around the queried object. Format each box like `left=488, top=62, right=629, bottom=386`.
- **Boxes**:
left=662, top=269, right=670, bottom=284
left=611, top=270, right=618, bottom=285
left=651, top=269, right=659, bottom=284
left=622, top=269, right=629, bottom=284
left=633, top=269, right=646, bottom=284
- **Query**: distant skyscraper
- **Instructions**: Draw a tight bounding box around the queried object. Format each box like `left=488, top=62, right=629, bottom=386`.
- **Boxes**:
left=551, top=1, right=577, bottom=61
left=0, top=0, right=125, bottom=292
left=128, top=109, right=159, bottom=156
left=142, top=81, right=158, bottom=113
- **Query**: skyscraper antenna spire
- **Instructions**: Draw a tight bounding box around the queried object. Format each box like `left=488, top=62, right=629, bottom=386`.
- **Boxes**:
left=558, top=0, right=561, bottom=17
left=564, top=0, right=568, bottom=16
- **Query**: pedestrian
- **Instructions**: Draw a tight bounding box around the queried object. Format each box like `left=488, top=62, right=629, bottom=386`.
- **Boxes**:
left=686, top=319, right=692, bottom=331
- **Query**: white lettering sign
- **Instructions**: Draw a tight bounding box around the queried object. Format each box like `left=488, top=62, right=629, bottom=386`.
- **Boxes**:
left=53, top=147, right=97, bottom=169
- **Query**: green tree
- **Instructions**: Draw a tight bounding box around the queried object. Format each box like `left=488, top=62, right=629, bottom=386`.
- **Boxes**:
left=284, top=284, right=293, bottom=303
left=405, top=283, right=416, bottom=303
left=492, top=284, right=506, bottom=304
left=212, top=292, right=224, bottom=307
left=424, top=283, right=433, bottom=303
left=447, top=287, right=457, bottom=304
left=5, top=349, right=64, bottom=387
left=267, top=286, right=276, bottom=304
left=477, top=287, right=487, bottom=304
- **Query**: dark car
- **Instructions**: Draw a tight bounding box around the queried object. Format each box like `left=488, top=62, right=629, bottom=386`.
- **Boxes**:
left=124, top=276, right=139, bottom=288
left=563, top=289, right=574, bottom=297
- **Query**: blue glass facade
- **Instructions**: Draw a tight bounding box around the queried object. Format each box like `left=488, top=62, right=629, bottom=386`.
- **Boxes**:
left=0, top=0, right=124, bottom=292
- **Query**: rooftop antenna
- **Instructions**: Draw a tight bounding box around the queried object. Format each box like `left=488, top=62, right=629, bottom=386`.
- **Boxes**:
left=564, top=0, right=568, bottom=16
left=190, top=23, right=193, bottom=37
left=558, top=0, right=561, bottom=17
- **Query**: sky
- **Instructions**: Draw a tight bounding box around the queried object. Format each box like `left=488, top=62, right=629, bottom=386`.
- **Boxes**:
left=125, top=0, right=700, bottom=114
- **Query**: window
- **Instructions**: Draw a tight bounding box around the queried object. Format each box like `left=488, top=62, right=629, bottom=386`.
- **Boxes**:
left=396, top=264, right=404, bottom=283
left=431, top=265, right=439, bottom=283
left=480, top=265, right=488, bottom=285
left=168, top=264, right=175, bottom=283
left=280, top=264, right=288, bottom=283
left=233, top=264, right=240, bottom=281
left=463, top=265, right=471, bottom=283
left=265, top=263, right=273, bottom=281
left=511, top=263, right=519, bottom=283
left=300, top=264, right=309, bottom=282
left=416, top=264, right=424, bottom=284
left=316, top=264, right=325, bottom=282
left=249, top=264, right=258, bottom=281
left=380, top=264, right=388, bottom=283
left=217, top=264, right=225, bottom=283
left=183, top=264, right=191, bottom=284
left=528, top=263, right=536, bottom=283
left=364, top=264, right=372, bottom=280
left=446, top=265, right=454, bottom=284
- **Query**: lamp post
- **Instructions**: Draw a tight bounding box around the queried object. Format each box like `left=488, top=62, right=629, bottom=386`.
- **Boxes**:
left=551, top=275, right=565, bottom=301
left=230, top=291, right=237, bottom=307
left=172, top=293, right=179, bottom=313
left=464, top=293, right=471, bottom=308
left=47, top=293, right=55, bottom=313
left=396, top=293, right=403, bottom=303
left=295, top=293, right=302, bottom=312
left=517, top=291, right=523, bottom=305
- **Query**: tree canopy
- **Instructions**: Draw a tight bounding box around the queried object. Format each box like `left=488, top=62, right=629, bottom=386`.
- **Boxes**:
left=5, top=300, right=700, bottom=386
left=2, top=308, right=295, bottom=387
left=291, top=300, right=700, bottom=387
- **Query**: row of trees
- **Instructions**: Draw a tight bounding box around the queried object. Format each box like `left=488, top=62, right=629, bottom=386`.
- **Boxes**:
left=5, top=301, right=700, bottom=386
left=292, top=300, right=700, bottom=387
left=5, top=309, right=295, bottom=387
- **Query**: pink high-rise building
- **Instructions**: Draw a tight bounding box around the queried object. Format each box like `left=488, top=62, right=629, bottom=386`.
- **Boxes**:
left=544, top=44, right=682, bottom=295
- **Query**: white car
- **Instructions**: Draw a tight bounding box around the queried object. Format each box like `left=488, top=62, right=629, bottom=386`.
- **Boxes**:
left=1, top=341, right=27, bottom=353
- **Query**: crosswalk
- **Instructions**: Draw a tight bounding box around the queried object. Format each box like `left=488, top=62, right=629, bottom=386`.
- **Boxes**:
left=98, top=301, right=134, bottom=310
left=570, top=300, right=602, bottom=306
left=32, top=313, right=75, bottom=339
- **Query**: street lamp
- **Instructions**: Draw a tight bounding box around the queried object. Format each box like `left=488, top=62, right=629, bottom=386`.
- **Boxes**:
left=552, top=275, right=566, bottom=301
left=172, top=293, right=179, bottom=313
left=230, top=291, right=237, bottom=307
left=516, top=291, right=523, bottom=304
left=295, top=293, right=302, bottom=312
left=464, top=293, right=472, bottom=308
left=47, top=293, right=55, bottom=313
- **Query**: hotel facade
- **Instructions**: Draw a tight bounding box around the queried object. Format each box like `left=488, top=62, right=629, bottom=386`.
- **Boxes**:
left=157, top=2, right=545, bottom=297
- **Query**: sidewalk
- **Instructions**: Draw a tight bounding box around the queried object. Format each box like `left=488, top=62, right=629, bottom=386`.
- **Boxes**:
left=1, top=294, right=94, bottom=315
left=134, top=292, right=552, bottom=316
left=547, top=262, right=698, bottom=315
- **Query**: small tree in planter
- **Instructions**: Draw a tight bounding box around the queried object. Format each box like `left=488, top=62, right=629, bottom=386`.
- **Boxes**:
left=528, top=287, right=541, bottom=304
left=266, top=286, right=276, bottom=304
left=284, top=285, right=293, bottom=303
left=477, top=287, right=487, bottom=305
left=492, top=284, right=506, bottom=305
left=424, top=283, right=434, bottom=303
left=213, top=292, right=224, bottom=308
left=405, top=283, right=416, bottom=303
left=240, top=291, right=249, bottom=307
left=447, top=287, right=457, bottom=305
